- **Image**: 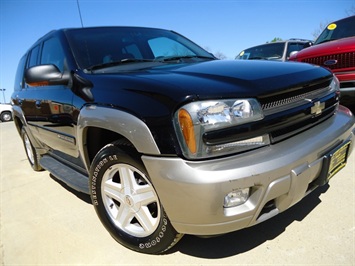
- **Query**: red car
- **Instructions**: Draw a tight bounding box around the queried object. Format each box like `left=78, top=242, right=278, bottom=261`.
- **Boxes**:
left=290, top=16, right=355, bottom=105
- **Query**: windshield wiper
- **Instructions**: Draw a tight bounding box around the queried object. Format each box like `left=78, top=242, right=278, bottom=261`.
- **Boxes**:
left=160, top=55, right=215, bottom=62
left=248, top=56, right=281, bottom=60
left=248, top=56, right=266, bottom=60
left=86, top=55, right=215, bottom=71
left=86, top=58, right=156, bottom=71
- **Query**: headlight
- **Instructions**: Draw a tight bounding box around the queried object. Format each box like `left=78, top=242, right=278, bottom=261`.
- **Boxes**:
left=330, top=75, right=340, bottom=94
left=174, top=99, right=269, bottom=159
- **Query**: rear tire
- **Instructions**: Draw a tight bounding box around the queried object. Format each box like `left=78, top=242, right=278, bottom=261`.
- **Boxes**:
left=21, top=128, right=42, bottom=171
left=1, top=111, right=12, bottom=122
left=89, top=142, right=183, bottom=254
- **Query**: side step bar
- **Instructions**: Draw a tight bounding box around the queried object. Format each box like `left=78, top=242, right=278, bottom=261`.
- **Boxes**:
left=40, top=155, right=90, bottom=194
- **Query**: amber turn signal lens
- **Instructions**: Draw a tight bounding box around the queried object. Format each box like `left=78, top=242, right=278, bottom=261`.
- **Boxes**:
left=26, top=81, right=50, bottom=87
left=178, top=109, right=196, bottom=154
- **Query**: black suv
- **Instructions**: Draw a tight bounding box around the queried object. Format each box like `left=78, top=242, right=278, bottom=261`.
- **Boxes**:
left=12, top=27, right=355, bottom=254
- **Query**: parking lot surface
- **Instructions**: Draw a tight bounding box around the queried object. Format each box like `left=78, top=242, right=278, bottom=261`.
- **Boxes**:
left=1, top=121, right=354, bottom=265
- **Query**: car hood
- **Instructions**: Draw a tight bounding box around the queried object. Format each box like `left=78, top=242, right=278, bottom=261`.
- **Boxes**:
left=290, top=36, right=355, bottom=60
left=87, top=59, right=332, bottom=116
left=130, top=60, right=331, bottom=98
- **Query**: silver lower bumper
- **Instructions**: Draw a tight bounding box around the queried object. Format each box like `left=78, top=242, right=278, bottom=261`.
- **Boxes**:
left=142, top=106, right=355, bottom=235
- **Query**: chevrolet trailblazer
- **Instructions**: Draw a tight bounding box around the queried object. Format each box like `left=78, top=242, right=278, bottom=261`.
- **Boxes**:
left=11, top=27, right=355, bottom=254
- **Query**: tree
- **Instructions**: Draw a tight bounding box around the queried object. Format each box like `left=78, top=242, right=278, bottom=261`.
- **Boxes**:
left=267, top=37, right=283, bottom=43
left=204, top=46, right=227, bottom=60
left=214, top=51, right=227, bottom=60
left=312, top=20, right=329, bottom=40
left=346, top=4, right=355, bottom=16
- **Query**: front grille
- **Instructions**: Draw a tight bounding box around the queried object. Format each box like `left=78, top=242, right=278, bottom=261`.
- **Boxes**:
left=269, top=96, right=337, bottom=143
left=261, top=84, right=331, bottom=114
left=259, top=79, right=332, bottom=115
left=301, top=52, right=355, bottom=70
left=259, top=77, right=338, bottom=143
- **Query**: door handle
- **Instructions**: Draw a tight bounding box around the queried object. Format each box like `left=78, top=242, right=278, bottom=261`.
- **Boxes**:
left=35, top=100, right=42, bottom=109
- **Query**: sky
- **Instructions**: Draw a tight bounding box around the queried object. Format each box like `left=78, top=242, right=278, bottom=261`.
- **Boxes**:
left=0, top=0, right=354, bottom=103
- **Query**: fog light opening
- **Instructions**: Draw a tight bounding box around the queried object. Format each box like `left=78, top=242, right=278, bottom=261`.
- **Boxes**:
left=224, top=188, right=250, bottom=208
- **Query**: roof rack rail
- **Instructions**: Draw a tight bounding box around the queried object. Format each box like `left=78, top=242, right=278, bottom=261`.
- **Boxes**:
left=289, top=38, right=312, bottom=42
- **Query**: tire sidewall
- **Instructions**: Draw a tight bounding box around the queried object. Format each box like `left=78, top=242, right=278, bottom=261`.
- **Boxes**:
left=1, top=112, right=12, bottom=122
left=89, top=144, right=179, bottom=254
left=21, top=127, right=42, bottom=171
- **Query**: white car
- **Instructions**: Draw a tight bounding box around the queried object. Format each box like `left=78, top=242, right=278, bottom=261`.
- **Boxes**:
left=0, top=104, right=13, bottom=122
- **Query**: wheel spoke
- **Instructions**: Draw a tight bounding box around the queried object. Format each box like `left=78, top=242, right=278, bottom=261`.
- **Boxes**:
left=116, top=204, right=134, bottom=227
left=133, top=185, right=156, bottom=206
left=119, top=166, right=137, bottom=194
left=103, top=180, right=124, bottom=203
left=135, top=206, right=157, bottom=232
left=102, top=166, right=124, bottom=203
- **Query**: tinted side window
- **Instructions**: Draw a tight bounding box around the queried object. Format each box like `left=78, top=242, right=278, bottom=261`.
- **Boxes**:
left=28, top=45, right=40, bottom=67
left=24, top=46, right=40, bottom=89
left=286, top=43, right=304, bottom=59
left=41, top=37, right=65, bottom=72
left=14, top=55, right=27, bottom=91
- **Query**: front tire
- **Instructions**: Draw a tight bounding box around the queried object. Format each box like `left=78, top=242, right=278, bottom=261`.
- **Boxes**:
left=89, top=143, right=183, bottom=254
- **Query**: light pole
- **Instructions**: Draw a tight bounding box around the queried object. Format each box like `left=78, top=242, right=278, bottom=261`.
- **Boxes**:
left=0, top=88, right=6, bottom=103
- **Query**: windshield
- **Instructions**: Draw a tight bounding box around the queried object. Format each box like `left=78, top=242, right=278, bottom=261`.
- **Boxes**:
left=236, top=42, right=285, bottom=60
left=314, top=15, right=355, bottom=45
left=65, top=27, right=214, bottom=70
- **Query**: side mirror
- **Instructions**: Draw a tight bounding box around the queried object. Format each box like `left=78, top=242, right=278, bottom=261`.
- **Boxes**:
left=303, top=42, right=313, bottom=49
left=289, top=51, right=299, bottom=58
left=25, top=65, right=70, bottom=87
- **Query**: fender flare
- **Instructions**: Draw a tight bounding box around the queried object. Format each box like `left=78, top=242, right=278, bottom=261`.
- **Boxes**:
left=77, top=105, right=161, bottom=169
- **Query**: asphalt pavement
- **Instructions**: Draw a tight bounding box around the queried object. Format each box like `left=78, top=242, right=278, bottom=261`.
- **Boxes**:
left=1, top=120, right=354, bottom=265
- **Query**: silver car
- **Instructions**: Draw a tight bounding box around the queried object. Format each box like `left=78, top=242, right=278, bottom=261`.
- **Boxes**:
left=236, top=39, right=312, bottom=61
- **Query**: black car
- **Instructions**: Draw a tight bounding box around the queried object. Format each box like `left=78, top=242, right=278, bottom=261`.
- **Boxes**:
left=12, top=27, right=355, bottom=254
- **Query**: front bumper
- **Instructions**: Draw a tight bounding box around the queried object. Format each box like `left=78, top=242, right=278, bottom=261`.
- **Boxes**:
left=336, top=73, right=355, bottom=105
left=142, top=106, right=355, bottom=235
left=339, top=83, right=355, bottom=105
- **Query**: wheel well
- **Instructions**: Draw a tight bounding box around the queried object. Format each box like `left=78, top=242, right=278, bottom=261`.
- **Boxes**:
left=85, top=127, right=135, bottom=164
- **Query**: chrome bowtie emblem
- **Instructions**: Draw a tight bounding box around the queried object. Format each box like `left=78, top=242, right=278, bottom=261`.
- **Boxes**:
left=311, top=101, right=325, bottom=116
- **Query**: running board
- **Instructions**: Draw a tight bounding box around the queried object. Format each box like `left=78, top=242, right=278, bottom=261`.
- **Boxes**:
left=40, top=155, right=90, bottom=194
